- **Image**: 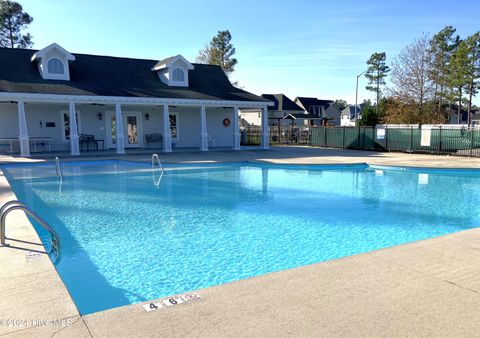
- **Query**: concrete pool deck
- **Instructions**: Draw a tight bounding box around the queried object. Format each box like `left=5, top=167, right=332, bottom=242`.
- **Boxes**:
left=0, top=146, right=479, bottom=337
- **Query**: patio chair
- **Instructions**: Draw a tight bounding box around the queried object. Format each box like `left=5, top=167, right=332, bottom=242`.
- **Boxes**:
left=79, top=134, right=98, bottom=151
left=145, top=133, right=163, bottom=148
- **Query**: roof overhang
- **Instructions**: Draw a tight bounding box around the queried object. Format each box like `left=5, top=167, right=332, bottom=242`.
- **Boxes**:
left=0, top=92, right=274, bottom=108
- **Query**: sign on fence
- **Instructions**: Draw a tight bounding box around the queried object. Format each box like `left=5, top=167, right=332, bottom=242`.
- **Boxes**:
left=420, top=127, right=432, bottom=147
left=376, top=128, right=385, bottom=140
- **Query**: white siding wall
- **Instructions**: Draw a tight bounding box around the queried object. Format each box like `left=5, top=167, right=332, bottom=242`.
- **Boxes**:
left=170, top=107, right=200, bottom=148
left=206, top=107, right=234, bottom=148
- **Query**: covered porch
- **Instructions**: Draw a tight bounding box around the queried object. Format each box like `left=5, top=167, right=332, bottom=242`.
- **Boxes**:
left=0, top=95, right=271, bottom=157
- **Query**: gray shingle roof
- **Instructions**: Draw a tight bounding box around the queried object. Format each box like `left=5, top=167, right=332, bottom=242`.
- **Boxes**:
left=283, top=113, right=323, bottom=120
left=261, top=94, right=303, bottom=111
left=295, top=97, right=334, bottom=114
left=0, top=48, right=269, bottom=103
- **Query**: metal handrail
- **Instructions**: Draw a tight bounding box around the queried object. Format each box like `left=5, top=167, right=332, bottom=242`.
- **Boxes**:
left=0, top=200, right=61, bottom=261
left=55, top=157, right=63, bottom=179
left=152, top=170, right=164, bottom=187
left=152, top=154, right=165, bottom=174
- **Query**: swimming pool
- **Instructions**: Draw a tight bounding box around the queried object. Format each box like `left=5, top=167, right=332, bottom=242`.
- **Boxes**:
left=3, top=161, right=480, bottom=314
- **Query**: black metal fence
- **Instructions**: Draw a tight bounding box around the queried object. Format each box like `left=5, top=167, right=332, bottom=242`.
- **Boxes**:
left=241, top=126, right=311, bottom=146
left=243, top=125, right=480, bottom=157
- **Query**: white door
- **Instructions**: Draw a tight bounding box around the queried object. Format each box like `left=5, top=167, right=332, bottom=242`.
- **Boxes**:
left=105, top=111, right=143, bottom=149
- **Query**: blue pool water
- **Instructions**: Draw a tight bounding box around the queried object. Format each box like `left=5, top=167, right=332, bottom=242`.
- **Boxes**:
left=3, top=161, right=480, bottom=314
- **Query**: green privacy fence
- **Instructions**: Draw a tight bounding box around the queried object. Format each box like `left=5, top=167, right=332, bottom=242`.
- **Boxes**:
left=310, top=126, right=480, bottom=157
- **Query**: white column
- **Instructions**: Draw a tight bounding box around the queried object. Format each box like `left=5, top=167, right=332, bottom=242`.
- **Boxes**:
left=69, top=103, right=80, bottom=155
left=115, top=103, right=125, bottom=154
left=163, top=105, right=172, bottom=152
left=261, top=105, right=270, bottom=149
left=232, top=106, right=240, bottom=150
left=17, top=101, right=30, bottom=157
left=200, top=105, right=208, bottom=151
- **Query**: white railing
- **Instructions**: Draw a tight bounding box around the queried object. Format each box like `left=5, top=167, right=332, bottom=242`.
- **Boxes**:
left=55, top=156, right=64, bottom=180
left=151, top=154, right=165, bottom=174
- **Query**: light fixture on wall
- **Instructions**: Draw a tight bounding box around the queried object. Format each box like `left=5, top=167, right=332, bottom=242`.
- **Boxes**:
left=145, top=113, right=150, bottom=120
left=97, top=112, right=103, bottom=120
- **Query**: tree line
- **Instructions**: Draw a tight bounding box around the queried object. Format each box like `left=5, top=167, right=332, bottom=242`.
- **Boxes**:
left=361, top=26, right=480, bottom=126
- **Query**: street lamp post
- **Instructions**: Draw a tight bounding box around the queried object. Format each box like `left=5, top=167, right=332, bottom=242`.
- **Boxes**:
left=355, top=71, right=366, bottom=125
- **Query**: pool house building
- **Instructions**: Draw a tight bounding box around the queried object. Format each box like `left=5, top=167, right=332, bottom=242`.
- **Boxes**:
left=0, top=43, right=272, bottom=157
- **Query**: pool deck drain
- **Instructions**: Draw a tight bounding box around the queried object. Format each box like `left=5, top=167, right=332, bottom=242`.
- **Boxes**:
left=1, top=146, right=480, bottom=337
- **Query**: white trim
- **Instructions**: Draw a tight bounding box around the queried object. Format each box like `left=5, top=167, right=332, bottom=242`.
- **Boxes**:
left=200, top=106, right=208, bottom=151
left=0, top=93, right=274, bottom=108
left=17, top=101, right=30, bottom=157
left=162, top=105, right=172, bottom=152
left=261, top=106, right=269, bottom=150
left=232, top=106, right=240, bottom=150
left=151, top=55, right=194, bottom=71
left=31, top=43, right=75, bottom=62
left=60, top=110, right=81, bottom=142
left=115, top=103, right=125, bottom=154
left=68, top=103, right=80, bottom=155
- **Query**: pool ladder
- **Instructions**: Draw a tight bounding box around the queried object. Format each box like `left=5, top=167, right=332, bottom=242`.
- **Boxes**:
left=0, top=200, right=61, bottom=261
left=55, top=156, right=63, bottom=180
left=152, top=154, right=165, bottom=187
left=152, top=154, right=165, bottom=174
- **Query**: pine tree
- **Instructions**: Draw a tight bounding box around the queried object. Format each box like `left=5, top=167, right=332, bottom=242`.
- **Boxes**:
left=196, top=30, right=238, bottom=77
left=365, top=52, right=390, bottom=114
left=428, top=26, right=460, bottom=118
left=0, top=0, right=33, bottom=48
left=449, top=40, right=470, bottom=123
left=464, top=32, right=480, bottom=126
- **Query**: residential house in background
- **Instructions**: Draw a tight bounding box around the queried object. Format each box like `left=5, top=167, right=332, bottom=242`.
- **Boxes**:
left=0, top=43, right=272, bottom=157
left=341, top=104, right=366, bottom=126
left=294, top=97, right=342, bottom=126
left=261, top=94, right=304, bottom=126
left=239, top=94, right=311, bottom=127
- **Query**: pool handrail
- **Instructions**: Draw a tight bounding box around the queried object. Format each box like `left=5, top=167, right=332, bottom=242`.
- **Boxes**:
left=152, top=154, right=165, bottom=174
left=55, top=156, right=64, bottom=180
left=0, top=200, right=61, bottom=261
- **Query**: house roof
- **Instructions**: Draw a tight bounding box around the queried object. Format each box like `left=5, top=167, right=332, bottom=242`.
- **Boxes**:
left=295, top=97, right=334, bottom=113
left=261, top=94, right=303, bottom=111
left=0, top=48, right=269, bottom=103
left=283, top=113, right=323, bottom=120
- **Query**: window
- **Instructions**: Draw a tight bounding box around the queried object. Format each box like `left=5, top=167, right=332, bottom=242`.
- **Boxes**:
left=169, top=114, right=178, bottom=139
left=172, top=68, right=185, bottom=82
left=61, top=111, right=81, bottom=142
left=47, top=58, right=65, bottom=74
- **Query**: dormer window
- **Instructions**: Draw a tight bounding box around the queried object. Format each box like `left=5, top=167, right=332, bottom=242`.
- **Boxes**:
left=47, top=58, right=65, bottom=74
left=31, top=43, right=75, bottom=81
left=151, top=55, right=194, bottom=87
left=172, top=68, right=185, bottom=82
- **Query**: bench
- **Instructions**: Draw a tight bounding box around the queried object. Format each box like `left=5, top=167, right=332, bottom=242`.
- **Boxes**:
left=79, top=134, right=103, bottom=151
left=145, top=133, right=163, bottom=148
